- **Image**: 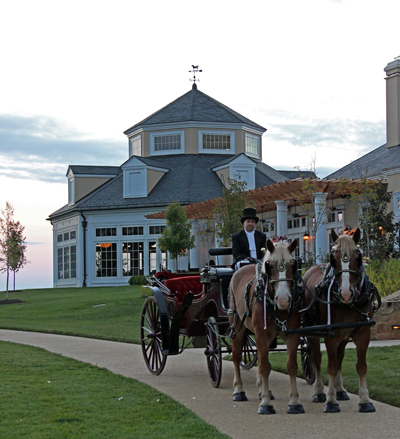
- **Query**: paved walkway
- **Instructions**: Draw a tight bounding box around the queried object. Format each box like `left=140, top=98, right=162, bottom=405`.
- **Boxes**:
left=1, top=330, right=400, bottom=439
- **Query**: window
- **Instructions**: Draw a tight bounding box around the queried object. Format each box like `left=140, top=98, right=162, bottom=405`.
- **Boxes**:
left=130, top=135, right=141, bottom=157
left=122, top=242, right=144, bottom=276
left=68, top=177, right=74, bottom=204
left=57, top=234, right=63, bottom=243
left=199, top=130, right=235, bottom=154
left=293, top=218, right=300, bottom=228
left=287, top=220, right=292, bottom=229
left=149, top=241, right=157, bottom=273
left=96, top=228, right=117, bottom=237
left=202, top=134, right=231, bottom=150
left=150, top=131, right=184, bottom=155
left=328, top=212, right=336, bottom=223
left=337, top=212, right=343, bottom=222
left=96, top=243, right=117, bottom=277
left=64, top=232, right=70, bottom=241
left=301, top=217, right=306, bottom=227
left=149, top=225, right=166, bottom=235
left=245, top=134, right=260, bottom=157
left=122, top=226, right=144, bottom=236
left=70, top=230, right=76, bottom=239
left=57, top=245, right=76, bottom=280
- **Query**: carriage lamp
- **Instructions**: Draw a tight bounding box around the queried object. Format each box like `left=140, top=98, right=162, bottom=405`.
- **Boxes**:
left=303, top=232, right=310, bottom=241
left=392, top=325, right=400, bottom=330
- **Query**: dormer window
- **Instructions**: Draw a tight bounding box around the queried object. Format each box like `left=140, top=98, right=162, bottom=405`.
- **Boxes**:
left=150, top=131, right=184, bottom=155
left=130, top=135, right=142, bottom=157
left=198, top=130, right=235, bottom=154
left=245, top=133, right=260, bottom=158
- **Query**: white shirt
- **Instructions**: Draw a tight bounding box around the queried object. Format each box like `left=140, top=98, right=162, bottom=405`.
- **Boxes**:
left=244, top=230, right=257, bottom=259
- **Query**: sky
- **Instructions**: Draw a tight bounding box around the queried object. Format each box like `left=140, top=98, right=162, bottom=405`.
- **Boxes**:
left=0, top=0, right=399, bottom=290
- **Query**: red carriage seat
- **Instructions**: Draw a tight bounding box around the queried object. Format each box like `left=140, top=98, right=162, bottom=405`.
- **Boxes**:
left=163, top=275, right=202, bottom=306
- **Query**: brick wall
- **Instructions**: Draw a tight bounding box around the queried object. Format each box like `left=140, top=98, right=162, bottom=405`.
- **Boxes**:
left=371, top=291, right=400, bottom=340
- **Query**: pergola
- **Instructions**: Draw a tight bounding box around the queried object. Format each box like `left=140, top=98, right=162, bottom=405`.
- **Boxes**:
left=146, top=179, right=365, bottom=220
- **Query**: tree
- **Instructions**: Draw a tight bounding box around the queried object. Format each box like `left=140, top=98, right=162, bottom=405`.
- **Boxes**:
left=158, top=201, right=195, bottom=271
left=0, top=202, right=27, bottom=298
left=213, top=177, right=248, bottom=247
left=355, top=179, right=399, bottom=261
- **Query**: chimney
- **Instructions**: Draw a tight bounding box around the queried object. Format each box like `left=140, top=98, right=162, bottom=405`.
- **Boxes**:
left=384, top=58, right=400, bottom=148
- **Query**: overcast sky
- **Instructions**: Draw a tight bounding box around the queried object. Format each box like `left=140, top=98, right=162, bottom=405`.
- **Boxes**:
left=0, top=0, right=398, bottom=289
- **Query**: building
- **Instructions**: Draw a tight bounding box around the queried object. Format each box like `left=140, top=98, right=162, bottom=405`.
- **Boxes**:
left=48, top=83, right=299, bottom=287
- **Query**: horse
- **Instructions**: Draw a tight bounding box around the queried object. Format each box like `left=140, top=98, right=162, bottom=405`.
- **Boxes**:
left=228, top=238, right=305, bottom=415
left=302, top=228, right=380, bottom=413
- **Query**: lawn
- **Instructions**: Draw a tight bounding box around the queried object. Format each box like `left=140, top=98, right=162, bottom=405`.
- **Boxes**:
left=0, top=286, right=148, bottom=343
left=0, top=341, right=229, bottom=439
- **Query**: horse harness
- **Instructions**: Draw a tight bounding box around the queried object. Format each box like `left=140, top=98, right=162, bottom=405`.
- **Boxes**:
left=229, top=261, right=304, bottom=338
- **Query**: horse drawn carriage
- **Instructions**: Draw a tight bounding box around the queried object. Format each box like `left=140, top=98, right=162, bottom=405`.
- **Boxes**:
left=140, top=246, right=315, bottom=387
left=140, top=230, right=381, bottom=414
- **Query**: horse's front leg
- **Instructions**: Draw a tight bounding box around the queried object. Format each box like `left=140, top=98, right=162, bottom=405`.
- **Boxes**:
left=308, top=337, right=326, bottom=403
left=231, top=327, right=247, bottom=401
left=324, top=340, right=341, bottom=413
left=286, top=334, right=305, bottom=414
left=256, top=331, right=276, bottom=414
left=335, top=339, right=350, bottom=401
left=354, top=329, right=376, bottom=412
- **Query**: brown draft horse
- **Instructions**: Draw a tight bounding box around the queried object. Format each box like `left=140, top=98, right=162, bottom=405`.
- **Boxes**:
left=303, top=228, right=379, bottom=413
left=228, top=239, right=304, bottom=415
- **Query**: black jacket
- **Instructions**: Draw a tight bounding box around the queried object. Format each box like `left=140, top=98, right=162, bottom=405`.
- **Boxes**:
left=232, top=229, right=267, bottom=263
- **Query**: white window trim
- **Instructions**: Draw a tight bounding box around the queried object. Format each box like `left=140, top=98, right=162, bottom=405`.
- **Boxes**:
left=229, top=163, right=256, bottom=189
left=245, top=133, right=260, bottom=158
left=123, top=167, right=147, bottom=198
left=68, top=175, right=75, bottom=205
left=150, top=130, right=184, bottom=156
left=198, top=130, right=235, bottom=154
left=130, top=134, right=142, bottom=157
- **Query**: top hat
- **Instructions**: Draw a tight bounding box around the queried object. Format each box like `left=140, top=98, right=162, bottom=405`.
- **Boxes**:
left=241, top=207, right=259, bottom=224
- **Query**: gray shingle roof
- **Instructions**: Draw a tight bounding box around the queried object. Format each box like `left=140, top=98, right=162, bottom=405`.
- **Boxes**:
left=123, top=84, right=266, bottom=134
left=278, top=170, right=317, bottom=180
left=325, top=144, right=400, bottom=180
left=49, top=154, right=287, bottom=219
left=67, top=165, right=120, bottom=176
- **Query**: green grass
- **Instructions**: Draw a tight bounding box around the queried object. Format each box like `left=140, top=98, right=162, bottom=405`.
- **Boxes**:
left=0, top=286, right=149, bottom=343
left=0, top=341, right=229, bottom=439
left=269, top=345, right=400, bottom=407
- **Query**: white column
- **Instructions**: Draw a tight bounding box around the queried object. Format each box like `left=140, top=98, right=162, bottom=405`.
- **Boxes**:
left=315, top=192, right=328, bottom=262
left=275, top=200, right=289, bottom=237
left=190, top=220, right=199, bottom=270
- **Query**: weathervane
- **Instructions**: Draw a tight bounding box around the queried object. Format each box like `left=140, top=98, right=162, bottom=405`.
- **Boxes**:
left=189, top=65, right=202, bottom=83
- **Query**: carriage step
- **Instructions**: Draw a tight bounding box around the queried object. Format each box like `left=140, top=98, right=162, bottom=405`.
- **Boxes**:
left=284, top=319, right=376, bottom=336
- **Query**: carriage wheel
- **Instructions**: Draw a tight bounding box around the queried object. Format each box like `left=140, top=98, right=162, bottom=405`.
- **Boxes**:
left=141, top=296, right=167, bottom=375
left=300, top=336, right=315, bottom=385
left=240, top=333, right=258, bottom=370
left=206, top=317, right=222, bottom=388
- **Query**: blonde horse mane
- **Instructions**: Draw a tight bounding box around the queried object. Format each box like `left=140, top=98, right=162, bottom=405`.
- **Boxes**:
left=332, top=234, right=357, bottom=254
left=261, top=241, right=293, bottom=274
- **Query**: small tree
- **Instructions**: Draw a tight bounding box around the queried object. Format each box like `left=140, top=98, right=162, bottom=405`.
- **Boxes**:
left=0, top=202, right=27, bottom=298
left=158, top=201, right=195, bottom=271
left=213, top=177, right=248, bottom=247
left=355, top=179, right=399, bottom=261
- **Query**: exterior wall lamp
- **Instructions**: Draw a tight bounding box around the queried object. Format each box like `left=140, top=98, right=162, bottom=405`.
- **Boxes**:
left=303, top=232, right=310, bottom=241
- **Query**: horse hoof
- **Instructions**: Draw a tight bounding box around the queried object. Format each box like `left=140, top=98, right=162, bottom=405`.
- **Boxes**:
left=324, top=402, right=340, bottom=413
left=258, top=405, right=276, bottom=415
left=258, top=390, right=275, bottom=400
left=359, top=402, right=376, bottom=413
left=287, top=404, right=305, bottom=414
left=233, top=392, right=248, bottom=402
left=312, top=393, right=326, bottom=403
left=336, top=391, right=350, bottom=401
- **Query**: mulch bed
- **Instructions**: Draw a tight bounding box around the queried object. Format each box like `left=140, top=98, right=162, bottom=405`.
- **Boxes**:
left=0, top=299, right=24, bottom=305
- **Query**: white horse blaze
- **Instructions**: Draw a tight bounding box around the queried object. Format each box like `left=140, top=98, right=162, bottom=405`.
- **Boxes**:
left=340, top=260, right=352, bottom=302
left=275, top=269, right=291, bottom=310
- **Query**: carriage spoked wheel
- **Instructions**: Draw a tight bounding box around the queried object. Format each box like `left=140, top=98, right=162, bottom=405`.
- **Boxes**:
left=240, top=333, right=258, bottom=370
left=205, top=316, right=222, bottom=388
left=140, top=296, right=167, bottom=375
left=300, top=336, right=315, bottom=385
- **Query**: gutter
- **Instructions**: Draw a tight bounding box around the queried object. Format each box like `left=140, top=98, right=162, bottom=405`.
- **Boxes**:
left=81, top=212, right=87, bottom=288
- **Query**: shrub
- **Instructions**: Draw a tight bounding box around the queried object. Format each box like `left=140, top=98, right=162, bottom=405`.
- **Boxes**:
left=365, top=258, right=400, bottom=297
left=128, top=275, right=149, bottom=286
